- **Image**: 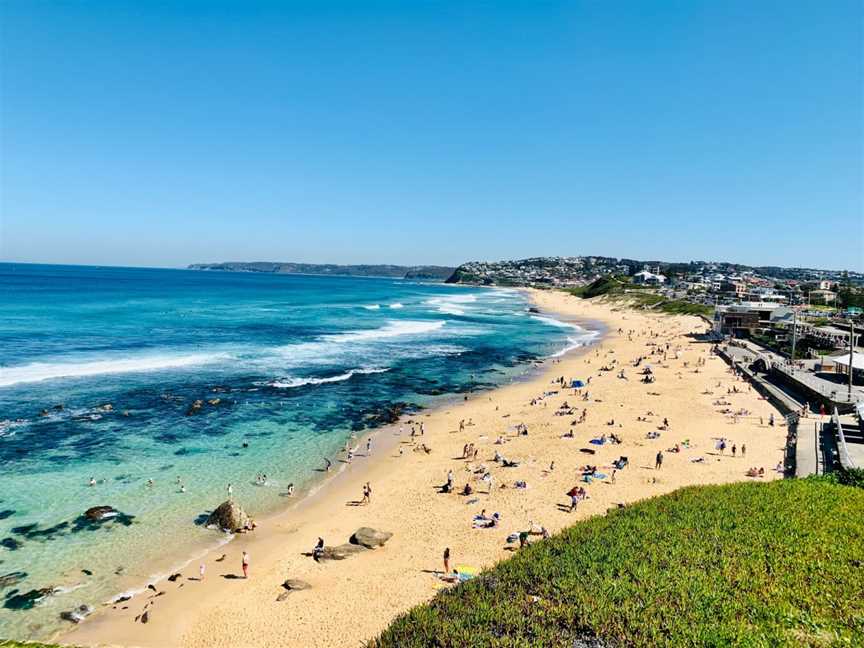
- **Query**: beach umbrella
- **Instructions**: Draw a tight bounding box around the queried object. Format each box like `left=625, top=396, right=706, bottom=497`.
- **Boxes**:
left=571, top=379, right=585, bottom=388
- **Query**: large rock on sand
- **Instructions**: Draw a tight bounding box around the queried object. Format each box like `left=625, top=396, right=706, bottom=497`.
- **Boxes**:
left=84, top=506, right=118, bottom=522
left=318, top=543, right=366, bottom=561
left=350, top=527, right=392, bottom=549
left=205, top=501, right=251, bottom=532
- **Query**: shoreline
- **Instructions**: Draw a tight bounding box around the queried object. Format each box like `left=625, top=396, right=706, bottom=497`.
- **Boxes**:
left=49, top=288, right=600, bottom=642
left=74, top=291, right=602, bottom=620
left=60, top=290, right=786, bottom=648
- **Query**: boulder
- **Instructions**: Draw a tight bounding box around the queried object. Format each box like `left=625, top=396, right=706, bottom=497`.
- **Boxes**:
left=84, top=506, right=118, bottom=522
left=60, top=604, right=93, bottom=624
left=350, top=527, right=393, bottom=549
left=3, top=586, right=58, bottom=610
left=281, top=578, right=311, bottom=591
left=0, top=571, right=26, bottom=589
left=318, top=543, right=366, bottom=561
left=205, top=500, right=251, bottom=532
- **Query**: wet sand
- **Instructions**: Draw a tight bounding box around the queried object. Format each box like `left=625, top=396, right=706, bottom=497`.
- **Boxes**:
left=61, top=290, right=788, bottom=648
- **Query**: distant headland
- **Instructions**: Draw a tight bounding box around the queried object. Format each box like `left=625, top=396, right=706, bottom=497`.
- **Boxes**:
left=187, top=262, right=455, bottom=281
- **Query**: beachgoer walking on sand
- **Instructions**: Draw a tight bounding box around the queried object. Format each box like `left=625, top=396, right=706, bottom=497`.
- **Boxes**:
left=313, top=537, right=324, bottom=562
left=324, top=457, right=332, bottom=472
left=741, top=444, right=746, bottom=458
left=241, top=551, right=250, bottom=578
left=655, top=451, right=663, bottom=470
left=567, top=486, right=580, bottom=512
left=732, top=444, right=737, bottom=457
left=199, top=563, right=205, bottom=580
left=443, top=547, right=450, bottom=574
left=361, top=483, right=369, bottom=505
left=366, top=438, right=372, bottom=455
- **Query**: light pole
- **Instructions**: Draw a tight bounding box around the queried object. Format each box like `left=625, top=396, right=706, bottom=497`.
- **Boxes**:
left=790, top=308, right=798, bottom=366
left=849, top=319, right=855, bottom=398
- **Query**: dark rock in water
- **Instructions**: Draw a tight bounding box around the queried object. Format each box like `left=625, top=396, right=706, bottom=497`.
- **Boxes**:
left=350, top=527, right=392, bottom=549
left=368, top=401, right=421, bottom=425
left=0, top=571, right=27, bottom=589
left=73, top=507, right=135, bottom=531
left=205, top=500, right=252, bottom=532
left=1, top=537, right=23, bottom=551
left=85, top=506, right=118, bottom=522
left=281, top=578, right=311, bottom=591
left=60, top=604, right=93, bottom=623
left=53, top=404, right=65, bottom=411
left=0, top=510, right=15, bottom=520
left=14, top=520, right=70, bottom=540
left=318, top=543, right=366, bottom=561
left=81, top=569, right=93, bottom=576
left=3, top=586, right=58, bottom=610
left=186, top=399, right=204, bottom=416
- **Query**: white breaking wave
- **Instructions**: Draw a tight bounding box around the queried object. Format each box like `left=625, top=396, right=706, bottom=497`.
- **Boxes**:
left=0, top=353, right=230, bottom=388
left=425, top=293, right=478, bottom=315
left=362, top=304, right=381, bottom=310
left=324, top=320, right=446, bottom=343
left=550, top=330, right=601, bottom=358
left=272, top=367, right=389, bottom=389
left=388, top=302, right=404, bottom=309
left=531, top=315, right=580, bottom=329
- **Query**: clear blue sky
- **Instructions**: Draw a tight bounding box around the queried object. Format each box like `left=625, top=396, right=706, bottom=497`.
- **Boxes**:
left=1, top=1, right=862, bottom=270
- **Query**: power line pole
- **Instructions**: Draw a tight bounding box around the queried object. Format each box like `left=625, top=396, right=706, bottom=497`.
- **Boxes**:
left=849, top=318, right=855, bottom=398
left=791, top=308, right=798, bottom=365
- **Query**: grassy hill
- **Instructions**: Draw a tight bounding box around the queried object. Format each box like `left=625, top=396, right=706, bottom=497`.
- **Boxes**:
left=565, top=279, right=713, bottom=318
left=370, top=479, right=864, bottom=647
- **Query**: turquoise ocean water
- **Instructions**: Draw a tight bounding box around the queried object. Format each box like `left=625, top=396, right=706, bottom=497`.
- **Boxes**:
left=0, top=263, right=597, bottom=639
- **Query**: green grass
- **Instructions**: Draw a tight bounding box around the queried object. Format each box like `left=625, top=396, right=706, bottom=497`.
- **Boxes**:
left=0, top=642, right=67, bottom=648
left=370, top=480, right=864, bottom=647
left=656, top=299, right=714, bottom=318
left=566, top=276, right=630, bottom=299
left=564, top=282, right=712, bottom=318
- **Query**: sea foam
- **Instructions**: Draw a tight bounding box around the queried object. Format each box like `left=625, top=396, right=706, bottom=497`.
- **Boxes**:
left=271, top=367, right=389, bottom=389
left=0, top=353, right=228, bottom=388
left=324, top=320, right=446, bottom=343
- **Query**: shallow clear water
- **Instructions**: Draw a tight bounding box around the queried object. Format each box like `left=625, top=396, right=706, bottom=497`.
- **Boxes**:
left=0, top=263, right=596, bottom=639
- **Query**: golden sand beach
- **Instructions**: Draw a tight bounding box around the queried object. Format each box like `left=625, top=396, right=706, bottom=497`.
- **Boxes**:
left=61, top=290, right=788, bottom=648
